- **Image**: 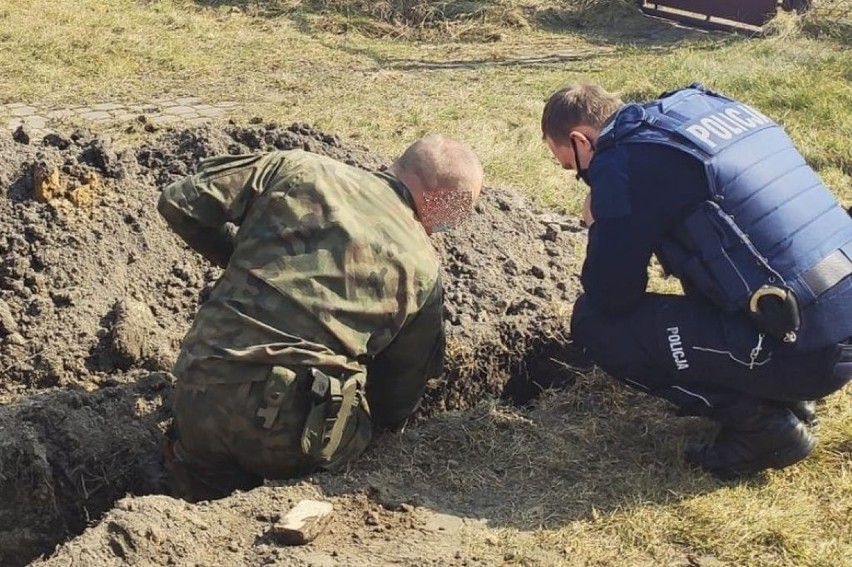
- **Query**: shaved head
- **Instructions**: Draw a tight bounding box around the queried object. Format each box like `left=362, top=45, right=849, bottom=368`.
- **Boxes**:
left=389, top=134, right=483, bottom=234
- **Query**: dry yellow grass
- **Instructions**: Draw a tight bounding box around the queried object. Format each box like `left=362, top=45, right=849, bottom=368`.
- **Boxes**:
left=1, top=1, right=850, bottom=566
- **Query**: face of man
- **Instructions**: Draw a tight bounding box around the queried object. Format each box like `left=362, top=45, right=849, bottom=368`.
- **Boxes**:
left=422, top=189, right=475, bottom=234
left=546, top=133, right=596, bottom=226
left=546, top=136, right=578, bottom=172
left=546, top=131, right=596, bottom=186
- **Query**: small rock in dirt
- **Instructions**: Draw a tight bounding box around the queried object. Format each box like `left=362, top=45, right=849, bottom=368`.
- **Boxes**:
left=32, top=161, right=65, bottom=202
left=0, top=299, right=18, bottom=335
left=268, top=499, right=334, bottom=546
left=43, top=133, right=72, bottom=150
left=364, top=510, right=381, bottom=526
left=13, top=126, right=31, bottom=145
left=6, top=332, right=26, bottom=346
left=105, top=298, right=170, bottom=371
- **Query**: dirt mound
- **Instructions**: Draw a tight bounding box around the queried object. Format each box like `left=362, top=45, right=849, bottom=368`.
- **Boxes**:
left=0, top=123, right=585, bottom=565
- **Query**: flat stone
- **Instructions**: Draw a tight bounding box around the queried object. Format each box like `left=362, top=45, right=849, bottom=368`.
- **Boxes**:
left=22, top=116, right=47, bottom=129
left=163, top=105, right=197, bottom=116
left=149, top=114, right=181, bottom=126
left=214, top=101, right=241, bottom=108
left=9, top=106, right=38, bottom=117
left=269, top=500, right=334, bottom=546
left=175, top=96, right=203, bottom=106
left=79, top=110, right=112, bottom=121
left=5, top=118, right=23, bottom=129
left=127, top=104, right=160, bottom=114
left=197, top=107, right=226, bottom=118
left=6, top=103, right=27, bottom=109
left=92, top=102, right=125, bottom=111
left=186, top=117, right=211, bottom=126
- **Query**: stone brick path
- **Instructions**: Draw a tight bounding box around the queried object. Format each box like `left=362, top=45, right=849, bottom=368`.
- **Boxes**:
left=0, top=97, right=241, bottom=134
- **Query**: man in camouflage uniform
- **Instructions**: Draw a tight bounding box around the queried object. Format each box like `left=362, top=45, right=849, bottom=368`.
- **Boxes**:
left=158, top=135, right=483, bottom=501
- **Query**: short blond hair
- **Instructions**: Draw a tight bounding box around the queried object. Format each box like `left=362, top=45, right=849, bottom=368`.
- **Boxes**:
left=541, top=84, right=623, bottom=144
left=394, top=134, right=482, bottom=199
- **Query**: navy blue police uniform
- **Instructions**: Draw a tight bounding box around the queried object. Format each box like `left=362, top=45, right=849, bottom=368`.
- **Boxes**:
left=571, top=84, right=852, bottom=477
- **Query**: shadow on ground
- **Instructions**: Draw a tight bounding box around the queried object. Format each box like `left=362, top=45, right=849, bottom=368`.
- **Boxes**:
left=327, top=370, right=729, bottom=531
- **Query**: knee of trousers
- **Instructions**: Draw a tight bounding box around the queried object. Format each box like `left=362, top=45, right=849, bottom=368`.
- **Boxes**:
left=569, top=293, right=659, bottom=381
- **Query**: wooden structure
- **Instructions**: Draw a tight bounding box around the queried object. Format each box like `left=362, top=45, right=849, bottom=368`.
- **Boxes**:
left=638, top=0, right=782, bottom=31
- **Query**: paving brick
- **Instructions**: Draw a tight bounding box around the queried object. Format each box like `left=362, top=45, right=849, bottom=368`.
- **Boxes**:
left=23, top=116, right=47, bottom=129
left=3, top=98, right=245, bottom=131
left=163, top=105, right=197, bottom=116
left=175, top=96, right=203, bottom=106
left=129, top=104, right=160, bottom=114
left=92, top=102, right=125, bottom=111
left=10, top=106, right=38, bottom=117
left=79, top=110, right=112, bottom=121
left=197, top=107, right=226, bottom=118
left=149, top=114, right=181, bottom=126
left=186, top=117, right=211, bottom=126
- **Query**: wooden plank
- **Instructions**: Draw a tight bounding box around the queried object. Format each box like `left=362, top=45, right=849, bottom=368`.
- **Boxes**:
left=640, top=0, right=778, bottom=27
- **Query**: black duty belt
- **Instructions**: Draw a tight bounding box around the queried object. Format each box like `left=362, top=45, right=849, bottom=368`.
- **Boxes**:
left=802, top=248, right=852, bottom=296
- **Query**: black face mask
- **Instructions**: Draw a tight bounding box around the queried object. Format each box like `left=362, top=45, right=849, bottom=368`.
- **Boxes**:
left=570, top=135, right=594, bottom=186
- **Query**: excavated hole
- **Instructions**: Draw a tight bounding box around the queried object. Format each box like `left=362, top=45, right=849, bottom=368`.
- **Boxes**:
left=0, top=123, right=585, bottom=565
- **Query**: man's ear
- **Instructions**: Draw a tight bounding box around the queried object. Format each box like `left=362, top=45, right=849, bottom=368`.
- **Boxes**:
left=569, top=130, right=593, bottom=150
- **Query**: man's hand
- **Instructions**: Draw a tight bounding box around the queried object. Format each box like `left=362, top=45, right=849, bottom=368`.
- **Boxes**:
left=582, top=192, right=595, bottom=228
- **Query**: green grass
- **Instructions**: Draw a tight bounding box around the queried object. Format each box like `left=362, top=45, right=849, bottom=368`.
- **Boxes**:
left=1, top=1, right=850, bottom=211
left=2, top=2, right=851, bottom=566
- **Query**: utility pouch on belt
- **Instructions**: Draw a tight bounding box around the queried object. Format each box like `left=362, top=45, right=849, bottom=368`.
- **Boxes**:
left=300, top=368, right=370, bottom=465
left=257, top=366, right=299, bottom=429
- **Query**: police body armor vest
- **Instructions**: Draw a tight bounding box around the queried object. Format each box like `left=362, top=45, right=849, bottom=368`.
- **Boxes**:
left=596, top=84, right=852, bottom=351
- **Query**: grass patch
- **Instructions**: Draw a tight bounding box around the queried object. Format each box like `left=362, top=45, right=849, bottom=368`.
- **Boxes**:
left=1, top=2, right=851, bottom=566
left=1, top=1, right=850, bottom=209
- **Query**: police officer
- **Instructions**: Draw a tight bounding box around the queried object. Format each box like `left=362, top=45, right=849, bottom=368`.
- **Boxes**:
left=541, top=83, right=852, bottom=478
left=158, top=134, right=483, bottom=500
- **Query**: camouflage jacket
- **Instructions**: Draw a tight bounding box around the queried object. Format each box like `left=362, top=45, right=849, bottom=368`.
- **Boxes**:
left=158, top=150, right=445, bottom=422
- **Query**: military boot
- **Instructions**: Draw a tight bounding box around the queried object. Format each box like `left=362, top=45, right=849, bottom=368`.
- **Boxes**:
left=685, top=403, right=816, bottom=479
left=787, top=400, right=818, bottom=428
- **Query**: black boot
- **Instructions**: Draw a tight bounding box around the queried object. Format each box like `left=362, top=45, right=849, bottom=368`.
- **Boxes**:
left=787, top=400, right=818, bottom=428
left=685, top=404, right=816, bottom=479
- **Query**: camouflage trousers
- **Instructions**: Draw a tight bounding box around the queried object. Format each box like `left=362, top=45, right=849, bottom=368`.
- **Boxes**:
left=166, top=366, right=372, bottom=502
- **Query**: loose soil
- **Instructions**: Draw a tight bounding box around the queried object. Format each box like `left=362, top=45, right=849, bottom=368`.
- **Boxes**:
left=0, top=122, right=586, bottom=566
